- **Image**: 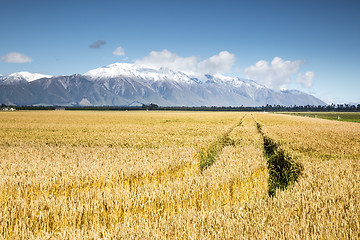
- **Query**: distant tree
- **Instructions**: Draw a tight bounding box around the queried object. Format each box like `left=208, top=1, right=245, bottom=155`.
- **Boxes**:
left=142, top=103, right=159, bottom=110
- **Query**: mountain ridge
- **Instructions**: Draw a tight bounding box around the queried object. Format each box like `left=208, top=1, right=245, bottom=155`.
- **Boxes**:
left=0, top=63, right=326, bottom=107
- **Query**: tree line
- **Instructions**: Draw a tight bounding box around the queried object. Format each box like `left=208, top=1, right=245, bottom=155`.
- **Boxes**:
left=2, top=103, right=360, bottom=112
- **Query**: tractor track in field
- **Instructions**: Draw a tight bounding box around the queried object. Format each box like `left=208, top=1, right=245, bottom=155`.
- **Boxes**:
left=198, top=115, right=246, bottom=172
left=85, top=114, right=248, bottom=190
left=254, top=116, right=303, bottom=196
left=122, top=114, right=248, bottom=188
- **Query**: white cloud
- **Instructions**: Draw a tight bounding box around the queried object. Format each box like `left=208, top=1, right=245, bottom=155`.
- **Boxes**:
left=245, top=57, right=304, bottom=91
left=135, top=49, right=235, bottom=75
left=296, top=71, right=315, bottom=88
left=135, top=49, right=199, bottom=73
left=2, top=52, right=33, bottom=63
left=197, top=51, right=235, bottom=75
left=113, top=46, right=125, bottom=56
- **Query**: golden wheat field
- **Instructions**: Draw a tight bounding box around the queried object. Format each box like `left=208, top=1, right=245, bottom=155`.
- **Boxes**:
left=0, top=110, right=359, bottom=239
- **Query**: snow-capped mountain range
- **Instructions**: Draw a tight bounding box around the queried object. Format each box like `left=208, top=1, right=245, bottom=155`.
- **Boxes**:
left=0, top=63, right=326, bottom=106
left=0, top=72, right=52, bottom=85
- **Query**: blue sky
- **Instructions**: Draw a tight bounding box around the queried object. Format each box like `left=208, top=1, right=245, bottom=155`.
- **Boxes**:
left=1, top=0, right=360, bottom=104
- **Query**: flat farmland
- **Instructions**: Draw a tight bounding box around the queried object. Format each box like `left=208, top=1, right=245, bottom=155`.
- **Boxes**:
left=0, top=111, right=359, bottom=239
left=284, top=112, right=360, bottom=123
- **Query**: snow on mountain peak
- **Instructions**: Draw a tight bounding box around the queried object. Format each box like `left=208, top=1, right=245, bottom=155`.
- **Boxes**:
left=84, top=63, right=142, bottom=79
left=84, top=62, right=196, bottom=83
left=8, top=72, right=52, bottom=82
left=83, top=62, right=270, bottom=90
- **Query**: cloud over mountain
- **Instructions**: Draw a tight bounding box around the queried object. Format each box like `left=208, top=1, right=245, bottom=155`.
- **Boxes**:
left=245, top=57, right=311, bottom=91
left=113, top=46, right=125, bottom=56
left=135, top=49, right=198, bottom=73
left=1, top=52, right=33, bottom=63
left=135, top=49, right=235, bottom=75
left=197, top=51, right=235, bottom=75
left=296, top=71, right=315, bottom=88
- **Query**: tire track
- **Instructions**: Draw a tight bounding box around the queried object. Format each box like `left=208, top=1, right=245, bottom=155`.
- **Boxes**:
left=198, top=115, right=246, bottom=171
left=254, top=117, right=303, bottom=197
